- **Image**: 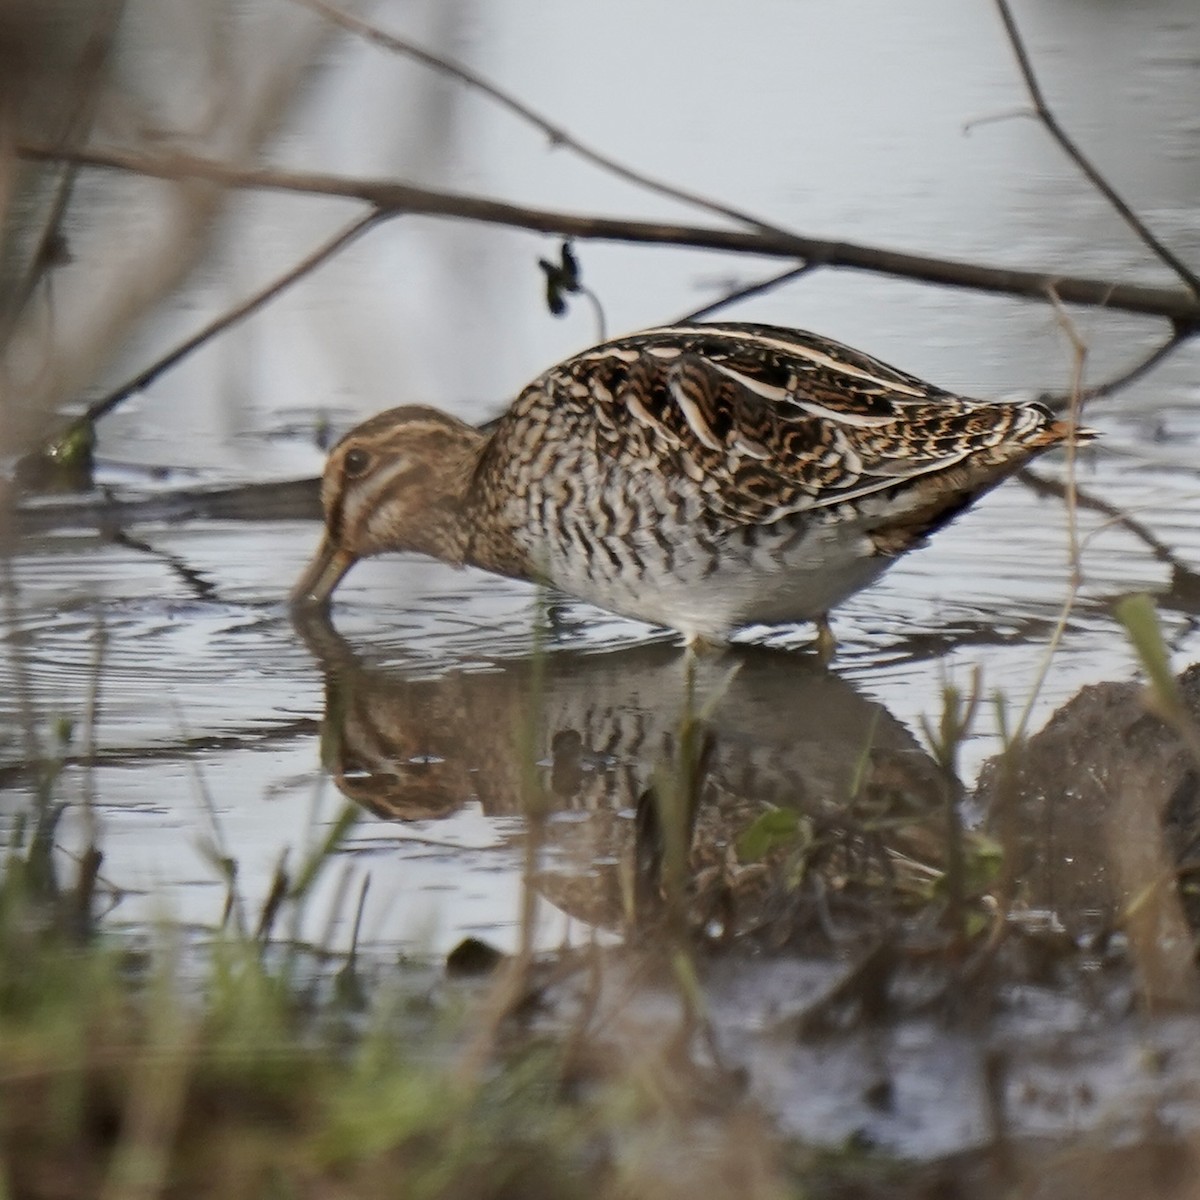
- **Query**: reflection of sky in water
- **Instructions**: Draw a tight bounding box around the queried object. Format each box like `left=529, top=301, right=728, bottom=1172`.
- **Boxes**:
left=3, top=0, right=1200, bottom=953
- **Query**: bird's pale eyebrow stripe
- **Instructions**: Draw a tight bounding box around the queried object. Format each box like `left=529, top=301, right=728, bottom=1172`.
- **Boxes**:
left=340, top=455, right=418, bottom=541
left=352, top=453, right=411, bottom=495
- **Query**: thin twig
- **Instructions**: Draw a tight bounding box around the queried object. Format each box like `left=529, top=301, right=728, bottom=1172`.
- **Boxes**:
left=293, top=0, right=792, bottom=239
left=1011, top=292, right=1088, bottom=744
left=961, top=105, right=1033, bottom=134
left=1035, top=329, right=1193, bottom=411
left=675, top=262, right=814, bottom=323
left=1053, top=295, right=1087, bottom=579
left=18, top=141, right=1200, bottom=326
left=171, top=697, right=248, bottom=938
left=56, top=209, right=385, bottom=440
left=579, top=285, right=607, bottom=342
left=994, top=0, right=1200, bottom=300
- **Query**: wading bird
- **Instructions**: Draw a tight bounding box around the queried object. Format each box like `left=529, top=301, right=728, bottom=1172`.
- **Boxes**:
left=291, top=323, right=1090, bottom=651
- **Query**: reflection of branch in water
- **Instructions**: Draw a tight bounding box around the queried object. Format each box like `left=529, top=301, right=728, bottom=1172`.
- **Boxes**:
left=107, top=529, right=221, bottom=602
left=1020, top=465, right=1200, bottom=650
left=1018, top=465, right=1200, bottom=592
left=0, top=717, right=320, bottom=793
left=781, top=941, right=894, bottom=1036
left=863, top=608, right=1061, bottom=667
left=994, top=0, right=1200, bottom=299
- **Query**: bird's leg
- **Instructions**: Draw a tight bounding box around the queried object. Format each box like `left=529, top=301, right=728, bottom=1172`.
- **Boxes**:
left=814, top=614, right=837, bottom=664
left=683, top=630, right=721, bottom=654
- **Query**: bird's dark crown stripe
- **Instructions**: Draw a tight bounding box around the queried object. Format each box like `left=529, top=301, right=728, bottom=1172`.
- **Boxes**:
left=333, top=407, right=468, bottom=450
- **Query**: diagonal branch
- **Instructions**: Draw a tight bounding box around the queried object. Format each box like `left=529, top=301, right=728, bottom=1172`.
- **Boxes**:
left=56, top=208, right=385, bottom=440
left=994, top=0, right=1200, bottom=300
left=17, top=141, right=1200, bottom=326
left=674, top=262, right=814, bottom=323
left=293, top=0, right=794, bottom=240
left=1036, top=329, right=1192, bottom=411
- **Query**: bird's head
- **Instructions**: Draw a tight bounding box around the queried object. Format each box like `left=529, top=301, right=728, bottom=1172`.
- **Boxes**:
left=290, top=406, right=486, bottom=609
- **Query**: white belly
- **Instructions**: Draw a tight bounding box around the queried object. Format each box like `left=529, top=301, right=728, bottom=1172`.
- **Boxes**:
left=537, top=514, right=890, bottom=641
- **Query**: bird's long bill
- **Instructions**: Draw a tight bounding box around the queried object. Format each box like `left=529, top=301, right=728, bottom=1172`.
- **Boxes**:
left=290, top=535, right=356, bottom=609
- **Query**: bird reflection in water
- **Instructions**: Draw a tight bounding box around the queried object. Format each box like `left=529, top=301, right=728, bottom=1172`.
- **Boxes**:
left=291, top=607, right=952, bottom=940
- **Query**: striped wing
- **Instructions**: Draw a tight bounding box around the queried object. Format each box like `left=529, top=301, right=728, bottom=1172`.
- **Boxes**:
left=531, top=322, right=1060, bottom=527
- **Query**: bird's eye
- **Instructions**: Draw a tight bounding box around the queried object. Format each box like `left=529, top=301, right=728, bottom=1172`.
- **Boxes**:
left=343, top=447, right=371, bottom=478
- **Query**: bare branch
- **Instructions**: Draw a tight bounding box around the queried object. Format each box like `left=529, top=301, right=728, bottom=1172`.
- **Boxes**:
left=56, top=209, right=384, bottom=440
left=18, top=141, right=1200, bottom=327
left=293, top=0, right=793, bottom=239
left=994, top=0, right=1200, bottom=299
left=961, top=105, right=1033, bottom=134
left=11, top=477, right=322, bottom=539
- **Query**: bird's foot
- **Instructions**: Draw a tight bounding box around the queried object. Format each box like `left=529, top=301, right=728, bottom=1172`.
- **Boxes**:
left=683, top=630, right=725, bottom=654
left=814, top=615, right=837, bottom=664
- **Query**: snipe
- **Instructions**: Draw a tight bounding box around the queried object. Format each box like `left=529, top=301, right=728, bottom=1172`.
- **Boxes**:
left=291, top=322, right=1091, bottom=645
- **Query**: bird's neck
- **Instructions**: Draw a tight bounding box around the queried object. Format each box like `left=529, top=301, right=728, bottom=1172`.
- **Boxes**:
left=409, top=428, right=491, bottom=567
left=456, top=433, right=540, bottom=584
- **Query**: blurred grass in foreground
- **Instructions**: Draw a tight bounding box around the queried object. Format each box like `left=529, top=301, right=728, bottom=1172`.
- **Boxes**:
left=0, top=782, right=807, bottom=1200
